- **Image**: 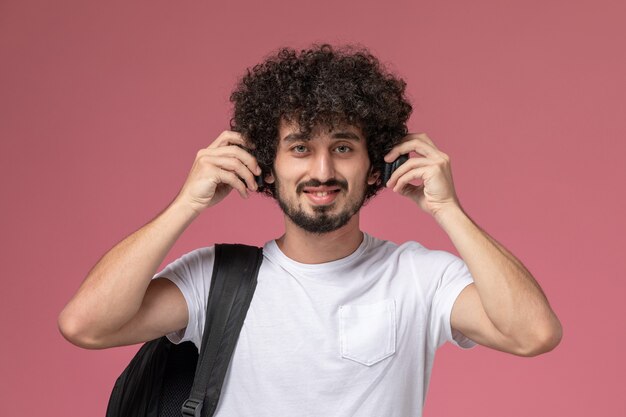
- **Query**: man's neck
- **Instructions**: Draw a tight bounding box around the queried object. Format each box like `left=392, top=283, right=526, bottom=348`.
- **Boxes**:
left=275, top=214, right=364, bottom=264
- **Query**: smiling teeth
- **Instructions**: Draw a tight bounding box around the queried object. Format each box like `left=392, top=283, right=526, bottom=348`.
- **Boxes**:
left=314, top=192, right=329, bottom=196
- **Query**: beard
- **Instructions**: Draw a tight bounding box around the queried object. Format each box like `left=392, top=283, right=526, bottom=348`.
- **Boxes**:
left=273, top=176, right=368, bottom=234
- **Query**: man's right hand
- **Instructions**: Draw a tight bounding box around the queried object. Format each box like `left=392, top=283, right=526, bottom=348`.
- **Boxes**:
left=58, top=131, right=263, bottom=349
left=175, top=130, right=263, bottom=214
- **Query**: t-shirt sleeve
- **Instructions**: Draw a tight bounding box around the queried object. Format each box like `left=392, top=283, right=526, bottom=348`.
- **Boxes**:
left=429, top=252, right=476, bottom=350
left=151, top=246, right=215, bottom=349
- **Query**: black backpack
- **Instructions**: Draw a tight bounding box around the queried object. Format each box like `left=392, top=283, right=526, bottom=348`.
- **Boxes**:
left=106, top=244, right=263, bottom=417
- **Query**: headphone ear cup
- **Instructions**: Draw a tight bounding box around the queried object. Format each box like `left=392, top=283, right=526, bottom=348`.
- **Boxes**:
left=383, top=163, right=393, bottom=186
left=255, top=174, right=264, bottom=188
left=383, top=154, right=409, bottom=186
left=382, top=154, right=409, bottom=186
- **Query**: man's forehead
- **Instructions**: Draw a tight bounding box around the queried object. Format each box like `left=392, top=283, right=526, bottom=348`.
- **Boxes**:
left=278, top=118, right=364, bottom=141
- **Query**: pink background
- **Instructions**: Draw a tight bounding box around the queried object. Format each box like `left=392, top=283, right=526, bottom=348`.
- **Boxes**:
left=1, top=0, right=624, bottom=415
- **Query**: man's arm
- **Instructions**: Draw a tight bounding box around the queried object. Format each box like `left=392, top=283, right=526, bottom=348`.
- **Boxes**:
left=57, top=200, right=198, bottom=349
left=436, top=205, right=562, bottom=356
left=384, top=133, right=562, bottom=356
left=58, top=131, right=261, bottom=349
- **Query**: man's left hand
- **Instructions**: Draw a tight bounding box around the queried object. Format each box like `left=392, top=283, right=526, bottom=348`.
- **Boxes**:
left=384, top=133, right=461, bottom=218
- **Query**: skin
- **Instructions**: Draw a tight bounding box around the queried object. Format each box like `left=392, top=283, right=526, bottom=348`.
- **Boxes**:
left=266, top=119, right=379, bottom=263
left=58, top=120, right=562, bottom=356
left=384, top=133, right=563, bottom=355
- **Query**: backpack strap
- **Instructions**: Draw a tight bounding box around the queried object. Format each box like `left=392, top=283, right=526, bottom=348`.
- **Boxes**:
left=181, top=244, right=263, bottom=417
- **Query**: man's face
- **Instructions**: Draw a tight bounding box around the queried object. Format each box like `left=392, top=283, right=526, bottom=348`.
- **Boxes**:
left=267, top=119, right=379, bottom=234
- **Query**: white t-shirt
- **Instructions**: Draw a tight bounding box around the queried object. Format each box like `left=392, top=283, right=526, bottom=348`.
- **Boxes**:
left=153, top=232, right=475, bottom=417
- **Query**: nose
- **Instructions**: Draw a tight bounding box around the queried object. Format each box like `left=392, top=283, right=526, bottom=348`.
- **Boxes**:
left=309, top=149, right=335, bottom=183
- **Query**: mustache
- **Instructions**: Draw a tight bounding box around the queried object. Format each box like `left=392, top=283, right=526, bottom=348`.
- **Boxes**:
left=296, top=179, right=348, bottom=194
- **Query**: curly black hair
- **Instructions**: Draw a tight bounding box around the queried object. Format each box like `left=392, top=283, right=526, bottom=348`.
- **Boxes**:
left=229, top=43, right=412, bottom=202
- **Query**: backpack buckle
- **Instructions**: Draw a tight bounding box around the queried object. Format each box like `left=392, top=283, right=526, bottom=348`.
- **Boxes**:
left=181, top=398, right=203, bottom=417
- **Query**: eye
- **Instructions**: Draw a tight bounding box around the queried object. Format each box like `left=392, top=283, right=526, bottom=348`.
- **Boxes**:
left=335, top=145, right=352, bottom=153
left=291, top=145, right=308, bottom=153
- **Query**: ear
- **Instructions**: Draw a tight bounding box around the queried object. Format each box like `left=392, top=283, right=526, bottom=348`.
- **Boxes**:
left=264, top=171, right=275, bottom=184
left=367, top=166, right=380, bottom=185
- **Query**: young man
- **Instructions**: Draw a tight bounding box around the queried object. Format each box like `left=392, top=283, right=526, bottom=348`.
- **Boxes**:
left=59, top=44, right=562, bottom=416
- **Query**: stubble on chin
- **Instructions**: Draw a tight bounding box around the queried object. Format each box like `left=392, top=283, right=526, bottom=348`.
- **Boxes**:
left=274, top=179, right=366, bottom=234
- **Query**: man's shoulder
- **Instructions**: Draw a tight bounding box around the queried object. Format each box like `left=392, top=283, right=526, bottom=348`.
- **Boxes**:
left=181, top=245, right=215, bottom=258
left=180, top=243, right=262, bottom=264
left=164, top=246, right=216, bottom=269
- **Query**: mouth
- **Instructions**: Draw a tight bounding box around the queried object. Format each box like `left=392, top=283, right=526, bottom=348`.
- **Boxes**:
left=302, top=188, right=341, bottom=205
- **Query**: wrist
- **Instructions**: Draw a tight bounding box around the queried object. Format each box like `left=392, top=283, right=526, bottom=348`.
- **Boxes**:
left=167, top=196, right=203, bottom=225
left=433, top=204, right=467, bottom=229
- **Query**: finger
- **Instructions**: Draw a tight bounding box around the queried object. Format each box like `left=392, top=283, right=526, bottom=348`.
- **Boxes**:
left=398, top=183, right=425, bottom=199
left=216, top=169, right=249, bottom=199
left=384, top=138, right=439, bottom=162
left=416, top=133, right=435, bottom=146
left=392, top=167, right=428, bottom=193
left=208, top=130, right=247, bottom=149
left=385, top=157, right=431, bottom=188
left=208, top=155, right=258, bottom=191
left=202, top=145, right=262, bottom=177
left=242, top=135, right=257, bottom=150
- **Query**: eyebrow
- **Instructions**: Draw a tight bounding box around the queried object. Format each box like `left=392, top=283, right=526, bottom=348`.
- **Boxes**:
left=282, top=131, right=362, bottom=142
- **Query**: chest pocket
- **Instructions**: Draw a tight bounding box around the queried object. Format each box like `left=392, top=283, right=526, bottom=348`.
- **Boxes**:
left=339, top=298, right=397, bottom=366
